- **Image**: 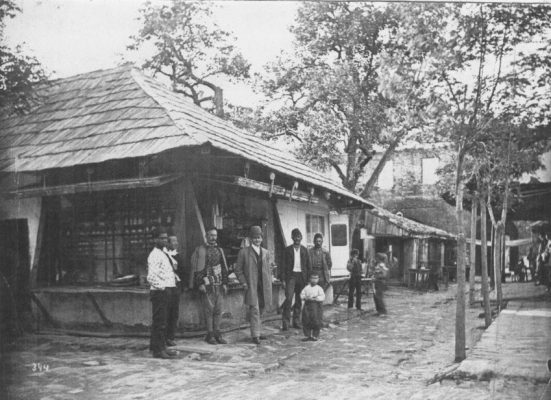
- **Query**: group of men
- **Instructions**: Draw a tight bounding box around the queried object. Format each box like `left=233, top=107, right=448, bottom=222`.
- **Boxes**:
left=146, top=225, right=333, bottom=358
left=280, top=228, right=332, bottom=331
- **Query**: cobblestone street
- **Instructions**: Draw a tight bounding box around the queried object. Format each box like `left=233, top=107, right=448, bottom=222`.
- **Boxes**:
left=3, top=283, right=550, bottom=400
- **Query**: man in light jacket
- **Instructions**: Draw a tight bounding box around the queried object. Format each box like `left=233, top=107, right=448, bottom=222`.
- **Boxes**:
left=147, top=227, right=179, bottom=359
left=235, top=226, right=273, bottom=345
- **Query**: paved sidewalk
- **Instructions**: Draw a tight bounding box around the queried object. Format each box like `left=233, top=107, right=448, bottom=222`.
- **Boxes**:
left=456, top=284, right=551, bottom=383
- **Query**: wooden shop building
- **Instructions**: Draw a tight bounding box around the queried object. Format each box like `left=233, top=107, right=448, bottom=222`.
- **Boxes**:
left=0, top=66, right=378, bottom=333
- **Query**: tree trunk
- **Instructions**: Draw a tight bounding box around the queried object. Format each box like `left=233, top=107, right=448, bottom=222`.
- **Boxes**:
left=480, top=197, right=491, bottom=328
left=360, top=138, right=401, bottom=197
left=490, top=226, right=495, bottom=288
left=469, top=199, right=477, bottom=306
left=455, top=182, right=467, bottom=362
left=495, top=222, right=504, bottom=307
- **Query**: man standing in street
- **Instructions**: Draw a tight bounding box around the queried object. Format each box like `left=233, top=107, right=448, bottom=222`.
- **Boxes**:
left=147, top=227, right=179, bottom=359
left=308, top=233, right=332, bottom=289
left=163, top=235, right=181, bottom=347
left=191, top=227, right=229, bottom=345
left=235, top=226, right=273, bottom=344
left=280, top=228, right=310, bottom=331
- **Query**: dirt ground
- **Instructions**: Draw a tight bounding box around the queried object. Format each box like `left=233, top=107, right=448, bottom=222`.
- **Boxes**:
left=2, top=283, right=549, bottom=400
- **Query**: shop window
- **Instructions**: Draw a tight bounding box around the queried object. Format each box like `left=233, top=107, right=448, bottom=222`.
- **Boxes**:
left=422, top=157, right=439, bottom=185
left=53, top=188, right=176, bottom=286
left=306, top=214, right=325, bottom=245
left=331, top=224, right=348, bottom=246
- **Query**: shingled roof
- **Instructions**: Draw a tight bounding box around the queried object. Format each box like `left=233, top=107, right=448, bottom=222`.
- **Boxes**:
left=0, top=65, right=373, bottom=206
left=366, top=205, right=456, bottom=240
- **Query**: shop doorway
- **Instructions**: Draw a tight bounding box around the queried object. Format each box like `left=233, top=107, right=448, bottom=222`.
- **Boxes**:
left=0, top=219, right=31, bottom=337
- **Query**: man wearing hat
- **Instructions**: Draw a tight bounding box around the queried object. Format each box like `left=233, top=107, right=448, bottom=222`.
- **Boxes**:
left=191, top=226, right=229, bottom=345
left=280, top=228, right=310, bottom=331
left=235, top=226, right=274, bottom=344
left=308, top=233, right=332, bottom=289
left=147, top=227, right=179, bottom=359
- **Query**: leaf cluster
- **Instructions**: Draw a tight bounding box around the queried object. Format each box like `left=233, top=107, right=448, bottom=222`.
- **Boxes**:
left=128, top=0, right=250, bottom=108
left=255, top=2, right=433, bottom=191
left=0, top=0, right=47, bottom=115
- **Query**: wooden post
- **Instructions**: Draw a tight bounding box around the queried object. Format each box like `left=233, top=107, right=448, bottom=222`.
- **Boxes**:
left=269, top=172, right=276, bottom=198
left=184, top=178, right=206, bottom=289
left=289, top=181, right=298, bottom=202
left=30, top=198, right=46, bottom=289
left=420, top=239, right=428, bottom=269
left=214, top=86, right=224, bottom=118
left=469, top=200, right=478, bottom=305
left=171, top=179, right=187, bottom=274
left=440, top=241, right=445, bottom=288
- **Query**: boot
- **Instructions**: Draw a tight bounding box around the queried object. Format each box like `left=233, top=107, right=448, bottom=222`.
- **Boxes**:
left=205, top=332, right=217, bottom=345
left=152, top=350, right=175, bottom=359
left=214, top=332, right=227, bottom=344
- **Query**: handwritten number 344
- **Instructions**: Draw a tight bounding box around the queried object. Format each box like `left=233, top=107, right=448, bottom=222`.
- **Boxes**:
left=32, top=363, right=49, bottom=372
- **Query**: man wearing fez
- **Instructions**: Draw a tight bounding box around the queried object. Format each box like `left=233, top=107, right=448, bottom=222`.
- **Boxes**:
left=191, top=226, right=229, bottom=345
left=147, top=227, right=179, bottom=359
left=235, top=226, right=273, bottom=344
left=308, top=233, right=332, bottom=289
left=280, top=228, right=310, bottom=331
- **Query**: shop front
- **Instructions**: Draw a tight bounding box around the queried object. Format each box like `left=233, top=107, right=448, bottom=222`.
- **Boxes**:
left=1, top=66, right=375, bottom=334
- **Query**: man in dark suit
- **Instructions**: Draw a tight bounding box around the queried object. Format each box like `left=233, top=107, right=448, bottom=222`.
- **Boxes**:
left=280, top=228, right=310, bottom=331
left=235, top=226, right=274, bottom=344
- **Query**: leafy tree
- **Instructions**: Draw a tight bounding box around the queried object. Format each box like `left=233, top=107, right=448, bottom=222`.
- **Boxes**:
left=0, top=0, right=46, bottom=115
left=128, top=0, right=250, bottom=117
left=407, top=3, right=551, bottom=361
left=254, top=2, right=438, bottom=196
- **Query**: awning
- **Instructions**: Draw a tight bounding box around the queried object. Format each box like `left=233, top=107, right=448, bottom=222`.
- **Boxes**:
left=6, top=174, right=183, bottom=198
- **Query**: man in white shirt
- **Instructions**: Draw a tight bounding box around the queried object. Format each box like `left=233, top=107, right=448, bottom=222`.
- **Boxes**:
left=280, top=228, right=310, bottom=331
left=147, top=227, right=179, bottom=359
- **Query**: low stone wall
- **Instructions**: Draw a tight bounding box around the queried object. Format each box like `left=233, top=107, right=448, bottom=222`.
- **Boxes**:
left=31, top=283, right=285, bottom=333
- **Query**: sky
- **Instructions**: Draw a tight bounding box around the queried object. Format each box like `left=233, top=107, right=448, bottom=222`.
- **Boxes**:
left=4, top=0, right=298, bottom=106
left=4, top=0, right=550, bottom=182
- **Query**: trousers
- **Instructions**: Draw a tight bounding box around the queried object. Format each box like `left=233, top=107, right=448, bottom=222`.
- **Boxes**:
left=348, top=276, right=362, bottom=309
left=201, top=285, right=223, bottom=333
left=166, top=286, right=180, bottom=340
left=150, top=289, right=168, bottom=353
left=282, top=272, right=304, bottom=327
left=248, top=303, right=264, bottom=338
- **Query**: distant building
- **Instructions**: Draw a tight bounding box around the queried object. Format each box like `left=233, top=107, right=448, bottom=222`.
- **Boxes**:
left=365, top=144, right=471, bottom=236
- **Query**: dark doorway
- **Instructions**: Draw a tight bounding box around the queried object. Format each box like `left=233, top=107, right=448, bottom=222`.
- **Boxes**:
left=0, top=219, right=31, bottom=339
left=375, top=237, right=404, bottom=279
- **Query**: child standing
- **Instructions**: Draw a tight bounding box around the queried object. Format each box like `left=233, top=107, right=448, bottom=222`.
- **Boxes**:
left=347, top=249, right=363, bottom=310
left=373, top=253, right=389, bottom=316
left=300, top=272, right=325, bottom=341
